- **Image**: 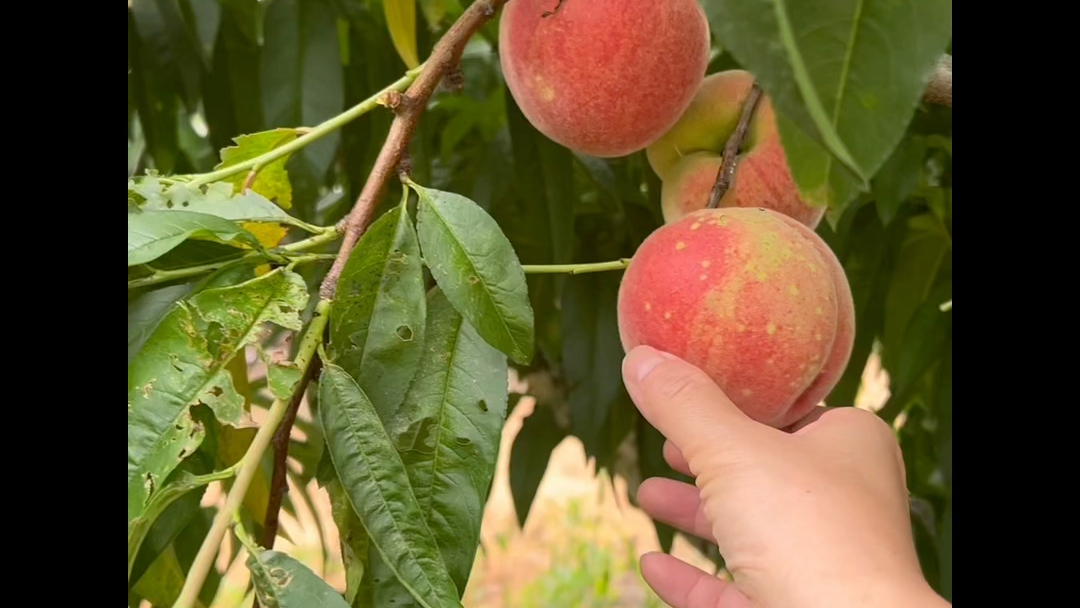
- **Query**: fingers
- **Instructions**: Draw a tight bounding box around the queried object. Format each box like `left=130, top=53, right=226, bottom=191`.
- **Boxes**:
left=664, top=440, right=692, bottom=476
left=623, top=346, right=759, bottom=465
left=638, top=477, right=715, bottom=543
left=640, top=552, right=750, bottom=608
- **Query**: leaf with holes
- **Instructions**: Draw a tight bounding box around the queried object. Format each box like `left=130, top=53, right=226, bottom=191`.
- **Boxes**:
left=330, top=204, right=427, bottom=418
left=128, top=210, right=262, bottom=266
left=214, top=128, right=303, bottom=209
left=703, top=0, right=952, bottom=213
left=128, top=268, right=308, bottom=525
left=137, top=179, right=291, bottom=222
left=367, top=287, right=509, bottom=604
left=317, top=363, right=463, bottom=608
left=248, top=547, right=351, bottom=608
left=412, top=183, right=534, bottom=364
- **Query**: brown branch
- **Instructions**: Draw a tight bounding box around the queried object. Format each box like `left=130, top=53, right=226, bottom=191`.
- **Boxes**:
left=923, top=54, right=952, bottom=107
left=706, top=82, right=764, bottom=209
left=242, top=168, right=258, bottom=192
left=319, top=0, right=509, bottom=300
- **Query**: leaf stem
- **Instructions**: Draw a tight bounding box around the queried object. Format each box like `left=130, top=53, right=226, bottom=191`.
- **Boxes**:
left=521, top=259, right=632, bottom=274
left=187, top=65, right=426, bottom=189
left=128, top=229, right=341, bottom=290
left=171, top=299, right=331, bottom=608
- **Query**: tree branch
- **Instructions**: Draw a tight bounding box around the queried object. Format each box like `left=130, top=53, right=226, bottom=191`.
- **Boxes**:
left=319, top=0, right=509, bottom=300
left=706, top=82, right=764, bottom=209
left=923, top=54, right=952, bottom=107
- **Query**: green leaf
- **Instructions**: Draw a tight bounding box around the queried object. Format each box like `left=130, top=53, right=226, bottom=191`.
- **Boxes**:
left=384, top=0, right=420, bottom=69
left=129, top=283, right=196, bottom=367
left=187, top=0, right=222, bottom=64
left=367, top=287, right=509, bottom=603
left=130, top=0, right=204, bottom=108
left=509, top=402, right=566, bottom=528
left=419, top=0, right=446, bottom=30
left=412, top=183, right=535, bottom=364
left=127, top=209, right=261, bottom=266
left=330, top=204, right=427, bottom=417
left=214, top=128, right=304, bottom=209
left=261, top=0, right=344, bottom=207
left=562, top=272, right=624, bottom=458
left=873, top=135, right=929, bottom=226
left=892, top=281, right=952, bottom=397
left=326, top=475, right=373, bottom=606
left=703, top=0, right=952, bottom=213
left=129, top=477, right=204, bottom=585
left=136, top=179, right=292, bottom=222
left=317, top=363, right=464, bottom=608
left=128, top=268, right=309, bottom=523
left=881, top=213, right=951, bottom=361
left=247, top=547, right=351, bottom=608
left=128, top=467, right=236, bottom=580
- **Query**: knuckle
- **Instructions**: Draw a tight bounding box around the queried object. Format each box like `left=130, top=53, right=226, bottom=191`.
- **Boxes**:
left=651, top=363, right=707, bottom=404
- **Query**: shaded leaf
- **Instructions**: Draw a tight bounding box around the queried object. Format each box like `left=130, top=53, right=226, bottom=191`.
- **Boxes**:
left=127, top=209, right=261, bottom=266
left=261, top=0, right=344, bottom=210
left=882, top=213, right=951, bottom=365
left=330, top=204, right=427, bottom=417
left=187, top=0, right=223, bottom=63
left=873, top=134, right=928, bottom=225
left=128, top=268, right=308, bottom=523
left=214, top=128, right=303, bottom=209
left=703, top=0, right=952, bottom=213
left=368, top=287, right=509, bottom=603
left=317, top=363, right=463, bottom=608
left=129, top=283, right=197, bottom=367
left=636, top=414, right=690, bottom=554
left=384, top=0, right=420, bottom=69
left=247, top=547, right=351, bottom=608
left=562, top=272, right=624, bottom=458
left=326, top=475, right=373, bottom=606
left=509, top=402, right=566, bottom=528
left=412, top=183, right=534, bottom=364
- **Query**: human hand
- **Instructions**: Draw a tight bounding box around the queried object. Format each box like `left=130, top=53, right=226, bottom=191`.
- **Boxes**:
left=622, top=345, right=950, bottom=608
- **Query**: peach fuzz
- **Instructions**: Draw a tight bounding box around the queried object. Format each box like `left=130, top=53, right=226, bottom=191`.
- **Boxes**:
left=498, top=0, right=710, bottom=158
left=616, top=207, right=854, bottom=428
left=661, top=144, right=827, bottom=229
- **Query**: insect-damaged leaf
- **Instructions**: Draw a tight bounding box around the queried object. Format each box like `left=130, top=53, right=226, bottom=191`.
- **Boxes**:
left=248, top=547, right=351, bottom=608
left=330, top=204, right=427, bottom=418
left=366, top=287, right=509, bottom=605
left=412, top=183, right=534, bottom=365
left=128, top=268, right=308, bottom=524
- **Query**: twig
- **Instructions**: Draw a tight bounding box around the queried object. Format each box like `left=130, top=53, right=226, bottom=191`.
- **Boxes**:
left=521, top=259, right=632, bottom=274
left=923, top=54, right=952, bottom=107
left=319, top=0, right=510, bottom=300
left=242, top=169, right=259, bottom=192
left=172, top=300, right=331, bottom=608
left=707, top=82, right=765, bottom=209
left=262, top=356, right=323, bottom=550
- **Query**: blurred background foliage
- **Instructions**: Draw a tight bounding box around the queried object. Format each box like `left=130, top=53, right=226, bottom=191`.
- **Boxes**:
left=128, top=0, right=951, bottom=605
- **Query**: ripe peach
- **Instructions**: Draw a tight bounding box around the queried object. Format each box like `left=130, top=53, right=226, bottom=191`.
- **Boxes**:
left=661, top=144, right=827, bottom=229
left=498, top=0, right=710, bottom=158
left=617, top=207, right=854, bottom=428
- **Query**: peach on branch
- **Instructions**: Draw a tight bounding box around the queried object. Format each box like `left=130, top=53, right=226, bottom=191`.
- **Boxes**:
left=616, top=207, right=854, bottom=428
left=646, top=70, right=825, bottom=228
left=498, top=0, right=710, bottom=158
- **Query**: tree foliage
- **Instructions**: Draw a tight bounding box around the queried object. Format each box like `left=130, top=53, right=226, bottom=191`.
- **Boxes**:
left=128, top=1, right=952, bottom=606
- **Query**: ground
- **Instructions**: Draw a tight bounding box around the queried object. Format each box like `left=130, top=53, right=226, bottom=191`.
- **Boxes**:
left=193, top=353, right=890, bottom=608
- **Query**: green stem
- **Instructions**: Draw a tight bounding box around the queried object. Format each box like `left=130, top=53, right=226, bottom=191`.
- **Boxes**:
left=172, top=299, right=331, bottom=608
left=128, top=229, right=341, bottom=290
left=187, top=65, right=425, bottom=189
left=521, top=259, right=632, bottom=274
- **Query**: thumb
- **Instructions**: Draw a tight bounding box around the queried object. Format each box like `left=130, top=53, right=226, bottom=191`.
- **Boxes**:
left=622, top=345, right=759, bottom=465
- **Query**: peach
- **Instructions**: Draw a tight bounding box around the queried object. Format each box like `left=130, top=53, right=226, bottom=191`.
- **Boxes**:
left=498, top=0, right=710, bottom=158
left=646, top=69, right=825, bottom=228
left=616, top=207, right=854, bottom=428
left=661, top=144, right=827, bottom=229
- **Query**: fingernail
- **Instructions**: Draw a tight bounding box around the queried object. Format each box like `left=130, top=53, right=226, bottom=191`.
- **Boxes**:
left=626, top=346, right=670, bottom=383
